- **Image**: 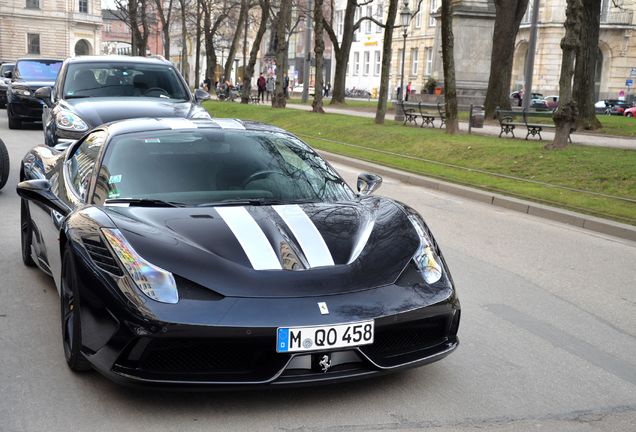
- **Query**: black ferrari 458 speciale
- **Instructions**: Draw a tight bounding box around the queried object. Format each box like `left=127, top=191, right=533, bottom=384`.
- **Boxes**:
left=17, top=117, right=460, bottom=387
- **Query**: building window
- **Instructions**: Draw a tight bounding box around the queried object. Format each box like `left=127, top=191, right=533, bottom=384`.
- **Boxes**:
left=429, top=0, right=437, bottom=27
left=363, top=51, right=370, bottom=75
left=353, top=52, right=360, bottom=76
left=366, top=6, right=373, bottom=33
left=411, top=48, right=419, bottom=75
left=104, top=23, right=112, bottom=33
left=79, top=0, right=88, bottom=13
left=425, top=47, right=433, bottom=75
left=27, top=33, right=40, bottom=54
left=376, top=4, right=384, bottom=33
left=374, top=50, right=381, bottom=76
left=414, top=10, right=422, bottom=28
left=336, top=11, right=344, bottom=36
left=26, top=0, right=39, bottom=9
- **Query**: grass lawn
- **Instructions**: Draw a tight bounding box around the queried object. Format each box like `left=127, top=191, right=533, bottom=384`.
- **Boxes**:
left=204, top=101, right=636, bottom=225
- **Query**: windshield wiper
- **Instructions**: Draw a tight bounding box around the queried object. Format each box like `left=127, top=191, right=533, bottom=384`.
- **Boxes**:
left=104, top=198, right=186, bottom=208
left=197, top=198, right=319, bottom=207
left=65, top=95, right=91, bottom=99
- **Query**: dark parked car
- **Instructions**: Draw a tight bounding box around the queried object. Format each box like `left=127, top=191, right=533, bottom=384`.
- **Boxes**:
left=0, top=138, right=8, bottom=190
left=0, top=62, right=16, bottom=108
left=36, top=56, right=211, bottom=147
left=6, top=58, right=62, bottom=129
left=17, top=117, right=460, bottom=388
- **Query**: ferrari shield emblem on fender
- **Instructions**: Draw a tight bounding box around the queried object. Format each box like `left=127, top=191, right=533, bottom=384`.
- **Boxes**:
left=318, top=302, right=329, bottom=315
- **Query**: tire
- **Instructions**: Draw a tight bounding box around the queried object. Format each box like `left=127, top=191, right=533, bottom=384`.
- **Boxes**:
left=7, top=107, right=21, bottom=130
left=627, top=113, right=633, bottom=118
left=60, top=248, right=92, bottom=372
left=20, top=199, right=36, bottom=267
left=0, top=138, right=8, bottom=190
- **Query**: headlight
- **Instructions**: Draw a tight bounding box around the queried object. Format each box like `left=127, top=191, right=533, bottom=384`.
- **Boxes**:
left=408, top=215, right=443, bottom=284
left=55, top=110, right=89, bottom=132
left=14, top=88, right=31, bottom=96
left=190, top=108, right=212, bottom=120
left=102, top=228, right=179, bottom=304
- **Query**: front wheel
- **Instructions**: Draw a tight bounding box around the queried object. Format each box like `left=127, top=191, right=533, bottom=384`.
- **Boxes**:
left=60, top=248, right=92, bottom=372
left=626, top=112, right=633, bottom=118
left=0, top=138, right=9, bottom=190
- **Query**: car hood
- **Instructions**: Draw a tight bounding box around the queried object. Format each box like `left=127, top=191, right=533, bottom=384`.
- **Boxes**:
left=102, top=198, right=420, bottom=298
left=60, top=97, right=196, bottom=128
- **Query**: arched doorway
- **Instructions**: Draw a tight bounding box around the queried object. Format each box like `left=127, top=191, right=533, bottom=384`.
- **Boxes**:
left=74, top=39, right=92, bottom=56
left=511, top=41, right=529, bottom=90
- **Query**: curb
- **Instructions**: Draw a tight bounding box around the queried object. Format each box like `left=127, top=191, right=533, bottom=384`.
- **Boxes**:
left=320, top=151, right=636, bottom=243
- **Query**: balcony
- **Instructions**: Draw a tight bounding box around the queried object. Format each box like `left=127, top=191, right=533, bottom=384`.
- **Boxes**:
left=601, top=10, right=633, bottom=25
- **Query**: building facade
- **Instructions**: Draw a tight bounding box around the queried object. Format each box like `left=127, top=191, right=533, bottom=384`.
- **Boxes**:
left=0, top=0, right=102, bottom=61
left=101, top=9, right=164, bottom=57
left=512, top=0, right=636, bottom=101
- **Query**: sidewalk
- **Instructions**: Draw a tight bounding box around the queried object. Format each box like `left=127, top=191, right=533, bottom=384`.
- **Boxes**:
left=284, top=103, right=636, bottom=150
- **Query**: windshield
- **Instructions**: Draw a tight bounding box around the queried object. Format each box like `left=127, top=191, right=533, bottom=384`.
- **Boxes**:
left=16, top=60, right=61, bottom=81
left=94, top=129, right=355, bottom=206
left=63, top=62, right=189, bottom=99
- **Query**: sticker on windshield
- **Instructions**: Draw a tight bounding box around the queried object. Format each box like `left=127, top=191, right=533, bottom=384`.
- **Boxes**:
left=108, top=175, right=122, bottom=184
left=108, top=190, right=120, bottom=199
left=144, top=138, right=161, bottom=143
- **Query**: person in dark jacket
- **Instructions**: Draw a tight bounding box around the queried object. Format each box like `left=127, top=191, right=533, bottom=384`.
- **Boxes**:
left=257, top=73, right=266, bottom=102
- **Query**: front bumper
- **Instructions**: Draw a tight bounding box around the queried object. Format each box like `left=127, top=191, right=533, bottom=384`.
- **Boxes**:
left=8, top=98, right=43, bottom=120
left=0, top=87, right=7, bottom=105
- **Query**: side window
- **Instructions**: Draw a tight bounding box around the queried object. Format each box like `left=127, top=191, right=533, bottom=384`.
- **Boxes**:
left=66, top=131, right=106, bottom=201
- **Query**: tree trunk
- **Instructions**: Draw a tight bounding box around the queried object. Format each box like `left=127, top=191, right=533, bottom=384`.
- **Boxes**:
left=224, top=0, right=248, bottom=83
left=546, top=0, right=583, bottom=149
left=195, top=0, right=202, bottom=88
left=324, top=0, right=357, bottom=105
left=312, top=0, right=325, bottom=113
left=483, top=0, right=529, bottom=119
left=573, top=0, right=602, bottom=131
left=375, top=0, right=398, bottom=124
left=179, top=0, right=190, bottom=86
left=241, top=0, right=270, bottom=104
left=272, top=0, right=292, bottom=108
left=441, top=0, right=458, bottom=134
left=154, top=0, right=173, bottom=59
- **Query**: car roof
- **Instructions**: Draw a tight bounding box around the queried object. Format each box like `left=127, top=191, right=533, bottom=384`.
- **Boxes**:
left=64, top=55, right=171, bottom=66
left=103, top=118, right=287, bottom=137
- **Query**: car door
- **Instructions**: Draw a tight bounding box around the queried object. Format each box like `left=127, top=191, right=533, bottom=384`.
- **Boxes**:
left=29, top=131, right=106, bottom=289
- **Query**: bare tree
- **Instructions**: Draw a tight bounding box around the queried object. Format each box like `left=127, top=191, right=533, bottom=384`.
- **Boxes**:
left=114, top=0, right=151, bottom=55
left=441, top=0, right=458, bottom=133
left=178, top=0, right=190, bottom=85
left=546, top=0, right=583, bottom=149
left=483, top=0, right=529, bottom=119
left=241, top=0, right=271, bottom=103
left=154, top=0, right=174, bottom=59
left=224, top=0, right=248, bottom=83
left=202, top=0, right=231, bottom=85
left=311, top=0, right=326, bottom=113
left=272, top=0, right=293, bottom=108
left=573, top=0, right=602, bottom=130
left=374, top=0, right=399, bottom=124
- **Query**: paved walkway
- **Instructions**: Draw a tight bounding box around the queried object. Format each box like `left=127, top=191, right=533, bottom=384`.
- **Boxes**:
left=284, top=103, right=636, bottom=150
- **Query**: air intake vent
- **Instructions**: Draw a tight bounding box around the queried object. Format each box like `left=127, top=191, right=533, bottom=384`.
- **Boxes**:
left=82, top=237, right=123, bottom=276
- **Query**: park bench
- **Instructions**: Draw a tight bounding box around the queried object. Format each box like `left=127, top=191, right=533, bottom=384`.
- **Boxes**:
left=250, top=95, right=260, bottom=104
left=400, top=102, right=436, bottom=127
left=496, top=108, right=573, bottom=142
left=437, top=103, right=446, bottom=129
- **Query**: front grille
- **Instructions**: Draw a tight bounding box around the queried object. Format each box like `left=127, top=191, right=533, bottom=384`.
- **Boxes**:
left=82, top=237, right=123, bottom=276
left=361, top=317, right=449, bottom=367
left=116, top=337, right=290, bottom=382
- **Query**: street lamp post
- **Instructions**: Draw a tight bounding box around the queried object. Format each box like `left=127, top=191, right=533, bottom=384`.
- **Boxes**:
left=394, top=0, right=411, bottom=122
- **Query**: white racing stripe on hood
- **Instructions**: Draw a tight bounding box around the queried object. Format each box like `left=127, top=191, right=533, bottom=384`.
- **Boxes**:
left=215, top=207, right=282, bottom=270
left=273, top=205, right=335, bottom=268
left=213, top=118, right=246, bottom=129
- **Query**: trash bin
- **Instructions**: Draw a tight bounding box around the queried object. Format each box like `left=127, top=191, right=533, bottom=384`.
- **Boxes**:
left=470, top=109, right=484, bottom=128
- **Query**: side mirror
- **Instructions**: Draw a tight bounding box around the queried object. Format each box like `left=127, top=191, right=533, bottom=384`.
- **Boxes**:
left=34, top=87, right=52, bottom=105
left=17, top=179, right=70, bottom=217
left=357, top=173, right=383, bottom=196
left=3, top=70, right=12, bottom=79
left=194, top=88, right=211, bottom=104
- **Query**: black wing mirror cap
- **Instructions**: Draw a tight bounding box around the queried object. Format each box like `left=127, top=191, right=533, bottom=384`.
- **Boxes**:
left=34, top=86, right=51, bottom=100
left=17, top=179, right=70, bottom=216
left=357, top=173, right=383, bottom=196
left=194, top=88, right=211, bottom=104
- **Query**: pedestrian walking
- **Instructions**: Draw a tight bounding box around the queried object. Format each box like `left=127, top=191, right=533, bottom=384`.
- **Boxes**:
left=257, top=73, right=266, bottom=102
left=266, top=76, right=274, bottom=101
left=284, top=75, right=290, bottom=98
left=405, top=82, right=411, bottom=101
left=324, top=82, right=331, bottom=97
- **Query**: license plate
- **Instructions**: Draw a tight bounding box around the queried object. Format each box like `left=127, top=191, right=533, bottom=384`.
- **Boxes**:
left=276, top=320, right=374, bottom=353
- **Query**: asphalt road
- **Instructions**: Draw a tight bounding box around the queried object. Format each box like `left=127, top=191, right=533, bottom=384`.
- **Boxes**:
left=0, top=113, right=634, bottom=432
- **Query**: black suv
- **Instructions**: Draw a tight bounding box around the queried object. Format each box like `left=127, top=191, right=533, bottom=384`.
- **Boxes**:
left=35, top=56, right=211, bottom=146
left=0, top=62, right=15, bottom=108
left=6, top=58, right=63, bottom=129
